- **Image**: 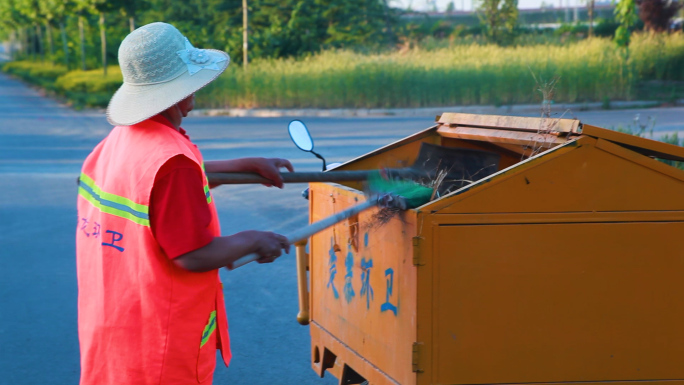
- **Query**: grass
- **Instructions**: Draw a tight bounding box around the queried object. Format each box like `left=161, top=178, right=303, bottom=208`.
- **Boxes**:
left=199, top=33, right=684, bottom=109
left=3, top=32, right=683, bottom=109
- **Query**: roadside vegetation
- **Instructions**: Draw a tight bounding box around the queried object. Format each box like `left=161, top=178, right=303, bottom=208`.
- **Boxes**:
left=4, top=32, right=682, bottom=109
left=1, top=0, right=682, bottom=109
left=202, top=33, right=684, bottom=109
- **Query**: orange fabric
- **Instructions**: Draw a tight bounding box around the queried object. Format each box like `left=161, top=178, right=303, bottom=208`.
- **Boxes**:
left=76, top=119, right=231, bottom=385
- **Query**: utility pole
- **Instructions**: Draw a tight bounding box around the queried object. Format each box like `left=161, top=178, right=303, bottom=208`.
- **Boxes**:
left=588, top=0, right=595, bottom=36
left=100, top=13, right=107, bottom=76
left=79, top=15, right=86, bottom=71
left=243, top=0, right=248, bottom=70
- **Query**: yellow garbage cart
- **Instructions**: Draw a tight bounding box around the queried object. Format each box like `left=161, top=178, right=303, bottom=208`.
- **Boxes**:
left=294, top=113, right=684, bottom=385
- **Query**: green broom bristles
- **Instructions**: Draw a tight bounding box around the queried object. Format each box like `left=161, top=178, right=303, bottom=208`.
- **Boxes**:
left=367, top=171, right=434, bottom=209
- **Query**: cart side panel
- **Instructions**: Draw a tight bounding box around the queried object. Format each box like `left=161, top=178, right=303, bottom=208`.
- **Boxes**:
left=309, top=183, right=418, bottom=385
left=433, top=221, right=684, bottom=384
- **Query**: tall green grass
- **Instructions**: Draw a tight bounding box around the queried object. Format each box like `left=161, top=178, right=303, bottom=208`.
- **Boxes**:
left=4, top=33, right=683, bottom=109
left=199, top=33, right=684, bottom=109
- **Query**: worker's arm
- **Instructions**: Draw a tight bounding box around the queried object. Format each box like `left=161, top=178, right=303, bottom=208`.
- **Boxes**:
left=204, top=157, right=294, bottom=188
left=174, top=230, right=290, bottom=272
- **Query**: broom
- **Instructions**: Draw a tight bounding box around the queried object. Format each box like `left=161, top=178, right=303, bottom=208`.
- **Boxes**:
left=226, top=171, right=433, bottom=270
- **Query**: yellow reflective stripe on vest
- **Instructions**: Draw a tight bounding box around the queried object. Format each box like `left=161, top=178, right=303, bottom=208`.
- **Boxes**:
left=201, top=163, right=212, bottom=204
left=200, top=310, right=217, bottom=347
left=204, top=185, right=212, bottom=204
left=78, top=173, right=150, bottom=227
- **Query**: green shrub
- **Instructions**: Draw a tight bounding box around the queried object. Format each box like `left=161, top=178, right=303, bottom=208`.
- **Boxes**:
left=2, top=62, right=121, bottom=107
left=2, top=61, right=68, bottom=90
left=55, top=66, right=122, bottom=94
left=53, top=66, right=122, bottom=107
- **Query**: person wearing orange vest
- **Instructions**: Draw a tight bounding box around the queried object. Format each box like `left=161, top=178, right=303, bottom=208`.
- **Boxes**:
left=76, top=22, right=292, bottom=384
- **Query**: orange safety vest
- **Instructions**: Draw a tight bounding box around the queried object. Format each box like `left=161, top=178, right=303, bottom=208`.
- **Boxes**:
left=76, top=119, right=231, bottom=385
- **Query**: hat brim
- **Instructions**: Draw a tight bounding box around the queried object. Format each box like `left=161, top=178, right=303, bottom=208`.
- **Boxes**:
left=106, top=49, right=230, bottom=126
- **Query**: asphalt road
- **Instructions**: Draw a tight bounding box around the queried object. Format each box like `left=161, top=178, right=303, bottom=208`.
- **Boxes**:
left=1, top=71, right=683, bottom=384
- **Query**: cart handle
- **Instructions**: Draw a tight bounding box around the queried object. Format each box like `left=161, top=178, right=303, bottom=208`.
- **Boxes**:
left=295, top=239, right=310, bottom=325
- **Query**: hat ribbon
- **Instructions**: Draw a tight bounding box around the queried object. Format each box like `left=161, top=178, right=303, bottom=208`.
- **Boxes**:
left=176, top=38, right=227, bottom=76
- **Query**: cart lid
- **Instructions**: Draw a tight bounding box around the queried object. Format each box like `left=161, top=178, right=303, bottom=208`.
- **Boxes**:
left=437, top=113, right=684, bottom=162
left=581, top=124, right=684, bottom=162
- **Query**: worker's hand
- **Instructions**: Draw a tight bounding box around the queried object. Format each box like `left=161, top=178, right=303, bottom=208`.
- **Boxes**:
left=252, top=158, right=294, bottom=188
left=251, top=231, right=290, bottom=263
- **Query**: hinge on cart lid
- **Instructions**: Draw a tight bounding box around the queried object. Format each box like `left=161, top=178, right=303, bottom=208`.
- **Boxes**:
left=413, top=237, right=425, bottom=266
left=412, top=342, right=424, bottom=373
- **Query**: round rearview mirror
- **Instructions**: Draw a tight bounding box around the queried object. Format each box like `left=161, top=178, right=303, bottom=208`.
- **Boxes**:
left=288, top=120, right=314, bottom=152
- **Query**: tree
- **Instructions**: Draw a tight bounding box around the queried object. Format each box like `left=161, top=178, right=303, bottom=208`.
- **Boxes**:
left=0, top=1, right=20, bottom=58
left=282, top=0, right=330, bottom=56
left=0, top=0, right=30, bottom=58
left=1, top=0, right=398, bottom=67
left=117, top=0, right=151, bottom=32
left=614, top=0, right=638, bottom=46
left=38, top=0, right=57, bottom=63
left=636, top=0, right=683, bottom=32
left=477, top=0, right=518, bottom=45
left=71, top=0, right=92, bottom=70
left=15, top=0, right=46, bottom=60
left=44, top=0, right=77, bottom=68
left=91, top=0, right=117, bottom=76
left=38, top=0, right=78, bottom=65
left=321, top=0, right=389, bottom=47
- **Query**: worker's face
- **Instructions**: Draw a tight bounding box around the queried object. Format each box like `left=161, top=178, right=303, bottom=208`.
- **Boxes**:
left=177, top=94, right=195, bottom=117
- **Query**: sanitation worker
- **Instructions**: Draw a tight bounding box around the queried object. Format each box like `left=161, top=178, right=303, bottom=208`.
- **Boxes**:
left=76, top=22, right=291, bottom=384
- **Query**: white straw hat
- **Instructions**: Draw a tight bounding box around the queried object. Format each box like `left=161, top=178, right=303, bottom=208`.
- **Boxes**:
left=107, top=22, right=230, bottom=126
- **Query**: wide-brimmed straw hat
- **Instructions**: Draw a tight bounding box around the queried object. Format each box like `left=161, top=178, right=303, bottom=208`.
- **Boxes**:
left=107, top=22, right=230, bottom=126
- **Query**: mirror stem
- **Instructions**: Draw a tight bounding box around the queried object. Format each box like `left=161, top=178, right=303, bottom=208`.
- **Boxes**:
left=311, top=150, right=327, bottom=171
